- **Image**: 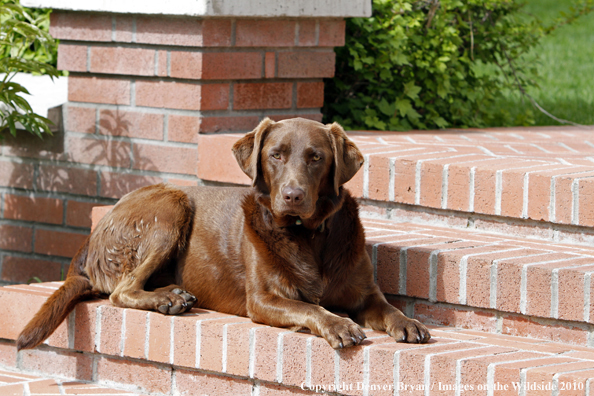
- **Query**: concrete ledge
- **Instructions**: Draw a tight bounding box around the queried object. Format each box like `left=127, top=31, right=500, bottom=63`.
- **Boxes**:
left=21, top=0, right=372, bottom=17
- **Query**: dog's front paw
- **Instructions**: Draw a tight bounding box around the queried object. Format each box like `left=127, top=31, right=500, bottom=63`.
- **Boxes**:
left=386, top=315, right=431, bottom=343
left=321, top=316, right=367, bottom=349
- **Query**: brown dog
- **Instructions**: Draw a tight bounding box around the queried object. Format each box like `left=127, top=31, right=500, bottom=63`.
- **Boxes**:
left=17, top=118, right=430, bottom=351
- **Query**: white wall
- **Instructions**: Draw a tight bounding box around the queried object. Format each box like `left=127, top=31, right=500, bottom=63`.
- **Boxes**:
left=4, top=73, right=68, bottom=118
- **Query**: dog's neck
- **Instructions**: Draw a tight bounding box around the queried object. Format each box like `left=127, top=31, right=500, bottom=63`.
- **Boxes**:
left=255, top=188, right=346, bottom=233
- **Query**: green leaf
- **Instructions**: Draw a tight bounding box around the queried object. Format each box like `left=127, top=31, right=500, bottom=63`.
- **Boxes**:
left=433, top=116, right=448, bottom=128
left=3, top=81, right=30, bottom=95
left=377, top=98, right=395, bottom=116
left=27, top=276, right=43, bottom=284
left=361, top=56, right=375, bottom=64
left=405, top=106, right=421, bottom=121
left=403, top=81, right=421, bottom=100
left=437, top=84, right=448, bottom=99
left=392, top=51, right=409, bottom=65
left=395, top=98, right=412, bottom=117
left=7, top=116, right=17, bottom=137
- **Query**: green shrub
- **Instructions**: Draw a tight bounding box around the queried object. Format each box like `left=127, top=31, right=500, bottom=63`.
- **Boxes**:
left=0, top=0, right=59, bottom=138
left=323, top=0, right=587, bottom=130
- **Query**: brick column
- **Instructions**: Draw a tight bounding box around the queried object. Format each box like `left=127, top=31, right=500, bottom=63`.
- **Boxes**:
left=53, top=14, right=346, bottom=131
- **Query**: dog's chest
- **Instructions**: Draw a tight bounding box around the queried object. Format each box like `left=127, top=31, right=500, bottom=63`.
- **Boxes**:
left=271, top=230, right=350, bottom=304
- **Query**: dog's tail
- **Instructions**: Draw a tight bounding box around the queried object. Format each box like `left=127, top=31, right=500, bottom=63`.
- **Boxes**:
left=17, top=236, right=94, bottom=351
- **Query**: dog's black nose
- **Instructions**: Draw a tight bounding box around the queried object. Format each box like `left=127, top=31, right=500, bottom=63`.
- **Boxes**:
left=282, top=187, right=305, bottom=205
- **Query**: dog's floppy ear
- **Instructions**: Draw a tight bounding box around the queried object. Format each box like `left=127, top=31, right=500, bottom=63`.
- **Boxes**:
left=328, top=122, right=364, bottom=195
left=232, top=117, right=275, bottom=187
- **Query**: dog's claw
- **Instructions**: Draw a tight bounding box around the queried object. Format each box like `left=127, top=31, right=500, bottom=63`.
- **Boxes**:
left=157, top=305, right=168, bottom=314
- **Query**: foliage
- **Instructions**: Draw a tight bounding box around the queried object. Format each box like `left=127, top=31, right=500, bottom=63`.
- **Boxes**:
left=0, top=0, right=59, bottom=139
left=323, top=0, right=592, bottom=130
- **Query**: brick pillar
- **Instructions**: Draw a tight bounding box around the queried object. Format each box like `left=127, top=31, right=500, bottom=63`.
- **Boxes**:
left=53, top=13, right=345, bottom=131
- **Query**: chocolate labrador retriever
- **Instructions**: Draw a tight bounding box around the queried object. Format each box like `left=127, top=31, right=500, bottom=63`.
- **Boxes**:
left=17, top=117, right=430, bottom=351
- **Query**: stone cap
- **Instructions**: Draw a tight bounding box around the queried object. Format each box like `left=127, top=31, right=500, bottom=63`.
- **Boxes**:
left=21, top=0, right=372, bottom=17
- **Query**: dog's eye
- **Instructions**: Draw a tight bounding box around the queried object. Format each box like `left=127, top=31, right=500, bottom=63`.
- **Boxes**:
left=272, top=153, right=281, bottom=160
left=312, top=154, right=321, bottom=162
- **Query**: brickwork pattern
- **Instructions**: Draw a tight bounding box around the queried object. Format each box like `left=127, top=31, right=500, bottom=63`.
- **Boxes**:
left=52, top=13, right=342, bottom=132
left=0, top=368, right=141, bottom=396
left=362, top=218, right=594, bottom=343
left=1, top=283, right=594, bottom=396
left=347, top=127, right=594, bottom=227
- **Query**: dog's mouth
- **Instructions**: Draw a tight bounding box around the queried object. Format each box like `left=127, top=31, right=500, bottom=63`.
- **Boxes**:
left=278, top=207, right=315, bottom=219
left=256, top=192, right=318, bottom=223
left=272, top=196, right=316, bottom=218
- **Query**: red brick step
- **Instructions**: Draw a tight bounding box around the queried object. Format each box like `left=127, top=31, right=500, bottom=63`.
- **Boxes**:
left=0, top=368, right=141, bottom=396
left=1, top=283, right=594, bottom=395
left=362, top=218, right=594, bottom=345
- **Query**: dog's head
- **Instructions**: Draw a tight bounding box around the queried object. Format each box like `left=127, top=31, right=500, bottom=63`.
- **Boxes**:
left=232, top=117, right=363, bottom=220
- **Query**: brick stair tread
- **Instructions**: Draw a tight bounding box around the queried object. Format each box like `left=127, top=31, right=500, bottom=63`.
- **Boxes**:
left=362, top=217, right=594, bottom=327
left=196, top=126, right=594, bottom=229
left=0, top=367, right=144, bottom=396
left=1, top=283, right=594, bottom=396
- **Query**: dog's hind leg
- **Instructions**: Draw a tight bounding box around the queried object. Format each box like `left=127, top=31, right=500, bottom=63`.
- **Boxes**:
left=109, top=249, right=196, bottom=315
left=90, top=184, right=196, bottom=315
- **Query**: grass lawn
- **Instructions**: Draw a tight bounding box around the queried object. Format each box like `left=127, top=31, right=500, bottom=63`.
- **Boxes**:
left=489, top=0, right=594, bottom=127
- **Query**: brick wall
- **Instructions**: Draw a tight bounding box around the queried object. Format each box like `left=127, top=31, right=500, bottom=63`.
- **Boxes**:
left=0, top=12, right=345, bottom=284
left=0, top=131, right=106, bottom=285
